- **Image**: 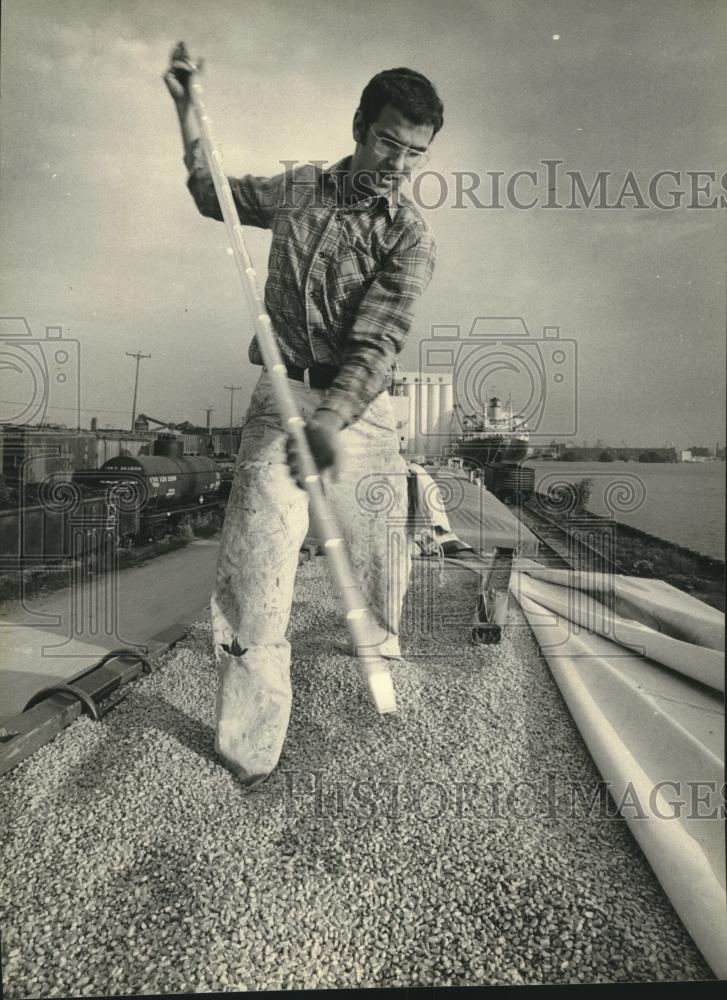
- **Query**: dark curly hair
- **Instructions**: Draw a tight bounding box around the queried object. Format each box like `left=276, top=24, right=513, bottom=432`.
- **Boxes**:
left=358, top=67, right=444, bottom=137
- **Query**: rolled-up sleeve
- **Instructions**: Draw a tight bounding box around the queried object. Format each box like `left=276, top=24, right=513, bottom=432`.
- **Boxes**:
left=321, top=224, right=436, bottom=427
left=185, top=137, right=283, bottom=229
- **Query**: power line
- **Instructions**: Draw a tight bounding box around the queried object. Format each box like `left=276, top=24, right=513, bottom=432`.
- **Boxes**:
left=0, top=400, right=135, bottom=414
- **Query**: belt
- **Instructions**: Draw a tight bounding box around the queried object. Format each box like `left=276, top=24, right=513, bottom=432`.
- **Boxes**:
left=267, top=361, right=339, bottom=390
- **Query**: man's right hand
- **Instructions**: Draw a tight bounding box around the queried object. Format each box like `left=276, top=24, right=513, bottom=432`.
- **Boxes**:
left=162, top=42, right=199, bottom=107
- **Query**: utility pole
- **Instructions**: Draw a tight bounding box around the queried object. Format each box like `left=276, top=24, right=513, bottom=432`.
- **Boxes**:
left=204, top=406, right=215, bottom=432
left=224, top=385, right=241, bottom=455
left=126, top=351, right=151, bottom=431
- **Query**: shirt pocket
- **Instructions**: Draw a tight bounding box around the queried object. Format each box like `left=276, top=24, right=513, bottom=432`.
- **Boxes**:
left=328, top=237, right=380, bottom=310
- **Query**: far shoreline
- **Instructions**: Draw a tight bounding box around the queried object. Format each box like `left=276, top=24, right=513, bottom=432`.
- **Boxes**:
left=525, top=458, right=725, bottom=564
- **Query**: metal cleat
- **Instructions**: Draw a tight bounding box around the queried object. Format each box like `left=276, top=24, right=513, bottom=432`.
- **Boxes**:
left=472, top=546, right=515, bottom=645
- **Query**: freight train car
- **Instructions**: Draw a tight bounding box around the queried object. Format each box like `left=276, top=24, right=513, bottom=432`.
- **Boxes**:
left=0, top=492, right=137, bottom=570
left=79, top=438, right=222, bottom=543
left=91, top=455, right=220, bottom=510
left=1, top=439, right=225, bottom=566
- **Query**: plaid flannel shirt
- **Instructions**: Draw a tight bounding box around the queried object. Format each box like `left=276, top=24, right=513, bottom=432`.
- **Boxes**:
left=185, top=140, right=436, bottom=426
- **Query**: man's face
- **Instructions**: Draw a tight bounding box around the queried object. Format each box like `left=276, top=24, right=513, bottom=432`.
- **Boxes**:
left=349, top=103, right=434, bottom=197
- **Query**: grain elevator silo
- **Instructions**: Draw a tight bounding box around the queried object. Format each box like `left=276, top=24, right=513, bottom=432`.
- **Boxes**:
left=388, top=370, right=456, bottom=458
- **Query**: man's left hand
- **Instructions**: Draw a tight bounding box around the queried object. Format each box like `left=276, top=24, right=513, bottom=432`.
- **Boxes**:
left=286, top=409, right=345, bottom=487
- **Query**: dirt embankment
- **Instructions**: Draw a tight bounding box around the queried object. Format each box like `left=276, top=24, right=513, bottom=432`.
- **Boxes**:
left=542, top=500, right=724, bottom=612
left=607, top=519, right=724, bottom=612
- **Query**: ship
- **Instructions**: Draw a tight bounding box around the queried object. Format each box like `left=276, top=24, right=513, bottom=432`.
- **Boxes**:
left=448, top=396, right=530, bottom=467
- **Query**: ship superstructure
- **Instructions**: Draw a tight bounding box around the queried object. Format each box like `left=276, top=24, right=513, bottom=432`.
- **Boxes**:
left=448, top=396, right=530, bottom=466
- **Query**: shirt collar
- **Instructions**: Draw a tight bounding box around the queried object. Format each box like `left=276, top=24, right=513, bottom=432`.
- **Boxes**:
left=319, top=156, right=401, bottom=222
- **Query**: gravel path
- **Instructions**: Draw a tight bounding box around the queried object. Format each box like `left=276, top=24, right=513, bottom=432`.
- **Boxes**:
left=0, top=558, right=712, bottom=995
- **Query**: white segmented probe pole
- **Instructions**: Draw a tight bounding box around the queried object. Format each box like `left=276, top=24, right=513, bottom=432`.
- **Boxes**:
left=183, top=57, right=396, bottom=714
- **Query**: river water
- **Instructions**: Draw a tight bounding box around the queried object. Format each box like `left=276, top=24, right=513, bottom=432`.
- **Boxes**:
left=526, top=460, right=725, bottom=561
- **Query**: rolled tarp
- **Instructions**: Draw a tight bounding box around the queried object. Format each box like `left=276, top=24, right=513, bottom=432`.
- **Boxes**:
left=513, top=567, right=724, bottom=692
left=512, top=568, right=726, bottom=977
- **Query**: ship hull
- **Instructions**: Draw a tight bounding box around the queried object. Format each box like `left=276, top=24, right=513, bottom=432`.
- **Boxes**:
left=452, top=436, right=529, bottom=467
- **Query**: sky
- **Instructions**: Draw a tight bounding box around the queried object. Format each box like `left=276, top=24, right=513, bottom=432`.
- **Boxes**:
left=1, top=0, right=725, bottom=449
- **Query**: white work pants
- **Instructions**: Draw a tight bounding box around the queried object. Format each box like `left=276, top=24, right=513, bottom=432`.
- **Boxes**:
left=210, top=371, right=411, bottom=786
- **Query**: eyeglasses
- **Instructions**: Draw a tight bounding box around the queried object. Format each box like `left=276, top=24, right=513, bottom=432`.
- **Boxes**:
left=369, top=125, right=431, bottom=167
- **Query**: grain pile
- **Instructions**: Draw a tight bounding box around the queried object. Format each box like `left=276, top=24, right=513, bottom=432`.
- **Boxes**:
left=0, top=559, right=712, bottom=995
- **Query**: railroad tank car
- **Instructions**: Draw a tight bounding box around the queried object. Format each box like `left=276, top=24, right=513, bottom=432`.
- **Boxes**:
left=89, top=453, right=221, bottom=510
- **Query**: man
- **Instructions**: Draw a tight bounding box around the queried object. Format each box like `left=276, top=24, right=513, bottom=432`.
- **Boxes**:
left=164, top=44, right=444, bottom=786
